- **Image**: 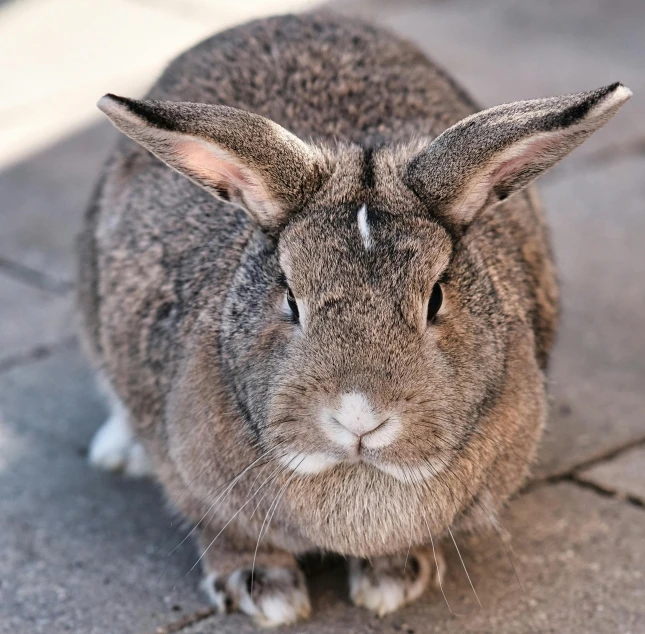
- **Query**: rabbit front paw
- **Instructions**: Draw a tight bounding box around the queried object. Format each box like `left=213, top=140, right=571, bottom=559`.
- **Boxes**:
left=88, top=410, right=152, bottom=477
left=349, top=547, right=444, bottom=616
left=202, top=566, right=311, bottom=627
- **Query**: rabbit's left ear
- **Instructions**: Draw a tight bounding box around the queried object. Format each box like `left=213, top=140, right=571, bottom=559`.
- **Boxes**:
left=405, top=83, right=631, bottom=226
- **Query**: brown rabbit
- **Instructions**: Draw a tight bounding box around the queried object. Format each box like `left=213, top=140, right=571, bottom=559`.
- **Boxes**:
left=78, top=11, right=631, bottom=626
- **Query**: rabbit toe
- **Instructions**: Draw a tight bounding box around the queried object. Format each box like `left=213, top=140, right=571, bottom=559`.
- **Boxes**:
left=349, top=548, right=441, bottom=616
left=202, top=566, right=310, bottom=627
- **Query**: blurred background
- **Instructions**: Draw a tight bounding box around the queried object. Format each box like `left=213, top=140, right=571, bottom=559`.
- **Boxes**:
left=1, top=1, right=643, bottom=633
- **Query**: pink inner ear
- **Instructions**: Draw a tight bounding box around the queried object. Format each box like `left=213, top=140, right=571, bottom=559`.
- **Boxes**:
left=455, top=131, right=563, bottom=222
left=175, top=137, right=256, bottom=191
left=490, top=134, right=558, bottom=185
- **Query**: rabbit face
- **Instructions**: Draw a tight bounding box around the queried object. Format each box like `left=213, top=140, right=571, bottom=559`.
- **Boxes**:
left=271, top=202, right=462, bottom=483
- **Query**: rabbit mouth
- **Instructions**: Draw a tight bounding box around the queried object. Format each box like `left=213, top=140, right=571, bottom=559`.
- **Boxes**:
left=273, top=393, right=450, bottom=484
left=278, top=450, right=445, bottom=484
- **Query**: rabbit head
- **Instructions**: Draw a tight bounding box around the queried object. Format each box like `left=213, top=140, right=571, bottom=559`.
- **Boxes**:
left=98, top=83, right=630, bottom=556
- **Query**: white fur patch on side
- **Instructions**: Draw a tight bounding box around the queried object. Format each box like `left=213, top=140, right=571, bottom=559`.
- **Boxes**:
left=88, top=401, right=153, bottom=478
left=357, top=204, right=372, bottom=249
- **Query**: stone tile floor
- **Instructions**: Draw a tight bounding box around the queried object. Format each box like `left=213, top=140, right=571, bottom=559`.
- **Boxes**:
left=0, top=0, right=643, bottom=632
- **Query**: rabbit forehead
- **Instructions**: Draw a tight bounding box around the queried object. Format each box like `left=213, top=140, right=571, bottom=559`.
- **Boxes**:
left=279, top=204, right=453, bottom=297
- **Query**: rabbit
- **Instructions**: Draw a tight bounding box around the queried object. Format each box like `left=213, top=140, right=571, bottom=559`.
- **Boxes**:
left=77, top=11, right=631, bottom=627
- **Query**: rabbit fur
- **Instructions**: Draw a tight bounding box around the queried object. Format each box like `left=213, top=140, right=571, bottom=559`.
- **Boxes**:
left=78, top=11, right=630, bottom=625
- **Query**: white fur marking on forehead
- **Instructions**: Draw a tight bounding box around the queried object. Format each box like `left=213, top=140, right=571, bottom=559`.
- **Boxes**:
left=357, top=204, right=372, bottom=250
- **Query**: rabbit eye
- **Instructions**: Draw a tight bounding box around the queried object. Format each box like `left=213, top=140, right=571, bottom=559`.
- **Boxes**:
left=427, top=283, right=443, bottom=322
left=286, top=286, right=299, bottom=322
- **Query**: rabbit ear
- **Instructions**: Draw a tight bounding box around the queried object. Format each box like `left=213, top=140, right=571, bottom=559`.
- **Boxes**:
left=97, top=94, right=328, bottom=230
left=405, top=83, right=631, bottom=226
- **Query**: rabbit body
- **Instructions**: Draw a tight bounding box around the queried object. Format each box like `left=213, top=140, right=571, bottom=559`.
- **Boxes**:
left=79, top=11, right=629, bottom=625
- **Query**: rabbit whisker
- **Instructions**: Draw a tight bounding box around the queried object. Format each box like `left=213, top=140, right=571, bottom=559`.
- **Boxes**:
left=250, top=456, right=305, bottom=595
left=406, top=450, right=483, bottom=614
left=430, top=452, right=538, bottom=633
left=403, top=502, right=414, bottom=574
left=448, top=526, right=482, bottom=608
left=423, top=513, right=459, bottom=617
left=169, top=446, right=282, bottom=560
left=156, top=447, right=283, bottom=584
left=186, top=457, right=290, bottom=577
left=164, top=455, right=217, bottom=525
left=248, top=456, right=295, bottom=520
left=246, top=452, right=281, bottom=498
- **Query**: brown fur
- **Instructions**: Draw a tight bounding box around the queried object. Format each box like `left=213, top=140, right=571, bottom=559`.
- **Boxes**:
left=78, top=11, right=629, bottom=622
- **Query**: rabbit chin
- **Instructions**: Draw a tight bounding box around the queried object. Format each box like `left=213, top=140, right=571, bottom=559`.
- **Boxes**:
left=280, top=458, right=471, bottom=558
left=278, top=451, right=445, bottom=484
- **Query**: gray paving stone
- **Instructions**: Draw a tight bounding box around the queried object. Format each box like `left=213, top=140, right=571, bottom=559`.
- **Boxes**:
left=577, top=445, right=645, bottom=504
left=536, top=157, right=645, bottom=477
left=0, top=345, right=102, bottom=443
left=0, top=273, right=75, bottom=367
left=339, top=0, right=645, bottom=164
left=176, top=483, right=645, bottom=634
left=0, top=123, right=116, bottom=283
left=0, top=346, right=204, bottom=634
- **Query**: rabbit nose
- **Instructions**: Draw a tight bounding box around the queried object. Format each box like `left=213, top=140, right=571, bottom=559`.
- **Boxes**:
left=332, top=392, right=382, bottom=437
left=322, top=392, right=401, bottom=452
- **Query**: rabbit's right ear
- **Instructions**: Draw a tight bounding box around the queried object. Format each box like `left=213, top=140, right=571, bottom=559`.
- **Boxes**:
left=97, top=95, right=329, bottom=231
